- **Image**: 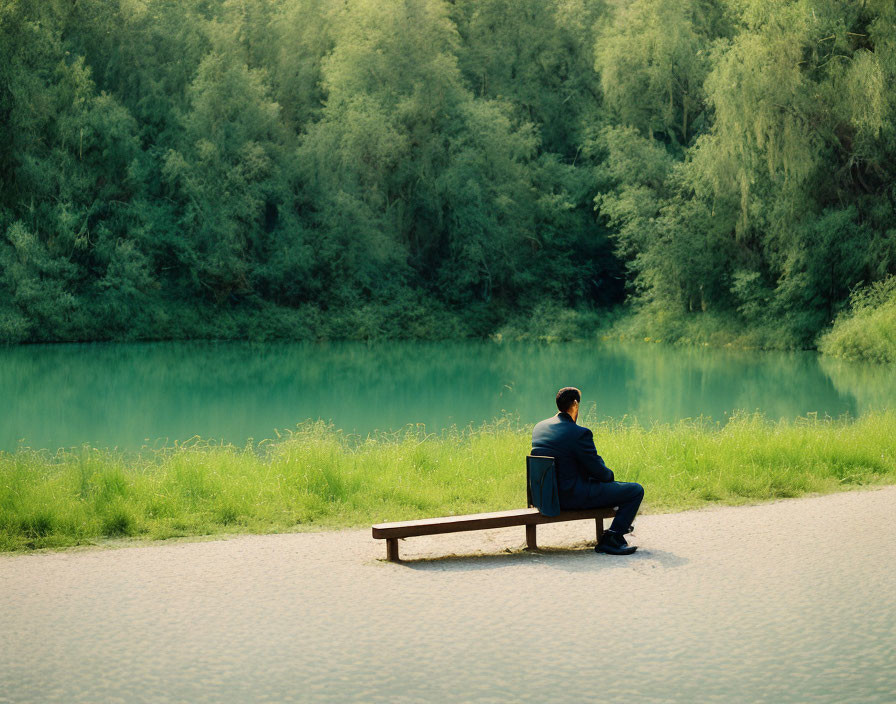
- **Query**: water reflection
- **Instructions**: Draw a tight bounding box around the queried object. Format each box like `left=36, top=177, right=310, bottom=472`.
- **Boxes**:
left=817, top=355, right=896, bottom=415
left=0, top=340, right=891, bottom=451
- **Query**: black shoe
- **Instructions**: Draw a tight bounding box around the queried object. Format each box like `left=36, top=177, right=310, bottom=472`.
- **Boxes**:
left=596, top=530, right=637, bottom=555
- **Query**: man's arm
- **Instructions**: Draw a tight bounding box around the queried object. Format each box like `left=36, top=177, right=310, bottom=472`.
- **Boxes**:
left=575, top=428, right=615, bottom=482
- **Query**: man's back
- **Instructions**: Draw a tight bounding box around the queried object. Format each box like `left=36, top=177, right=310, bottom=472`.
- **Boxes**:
left=531, top=412, right=614, bottom=509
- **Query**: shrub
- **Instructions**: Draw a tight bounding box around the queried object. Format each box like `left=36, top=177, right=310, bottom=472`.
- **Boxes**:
left=818, top=276, right=896, bottom=363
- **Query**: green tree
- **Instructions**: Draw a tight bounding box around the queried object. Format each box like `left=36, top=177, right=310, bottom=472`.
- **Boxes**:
left=692, top=0, right=896, bottom=339
left=594, top=0, right=731, bottom=147
left=162, top=51, right=289, bottom=303
left=593, top=126, right=734, bottom=313
left=1, top=0, right=146, bottom=341
left=452, top=0, right=606, bottom=157
left=297, top=0, right=551, bottom=308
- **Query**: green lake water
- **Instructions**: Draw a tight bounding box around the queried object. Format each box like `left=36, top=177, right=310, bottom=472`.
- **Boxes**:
left=1, top=340, right=893, bottom=452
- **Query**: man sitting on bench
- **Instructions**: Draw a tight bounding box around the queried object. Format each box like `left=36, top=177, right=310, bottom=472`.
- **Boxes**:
left=531, top=387, right=644, bottom=556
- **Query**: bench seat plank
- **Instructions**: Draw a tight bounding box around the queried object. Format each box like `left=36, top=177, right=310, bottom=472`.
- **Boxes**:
left=372, top=506, right=615, bottom=540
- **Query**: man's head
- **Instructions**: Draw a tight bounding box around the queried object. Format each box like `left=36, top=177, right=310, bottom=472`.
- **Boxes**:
left=555, top=387, right=581, bottom=420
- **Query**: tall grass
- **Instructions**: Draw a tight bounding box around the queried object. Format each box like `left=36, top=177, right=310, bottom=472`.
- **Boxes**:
left=818, top=276, right=896, bottom=363
left=2, top=412, right=895, bottom=551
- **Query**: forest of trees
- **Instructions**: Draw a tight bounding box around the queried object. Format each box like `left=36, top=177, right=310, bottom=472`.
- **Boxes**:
left=1, top=0, right=894, bottom=346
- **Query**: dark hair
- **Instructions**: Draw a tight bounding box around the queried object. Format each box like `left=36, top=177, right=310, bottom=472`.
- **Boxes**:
left=555, top=387, right=581, bottom=412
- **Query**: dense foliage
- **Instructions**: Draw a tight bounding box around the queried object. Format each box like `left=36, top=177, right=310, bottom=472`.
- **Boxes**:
left=818, top=275, right=896, bottom=363
left=1, top=0, right=894, bottom=346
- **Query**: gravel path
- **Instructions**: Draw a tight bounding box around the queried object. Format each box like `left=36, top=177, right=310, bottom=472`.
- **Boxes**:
left=2, top=487, right=895, bottom=703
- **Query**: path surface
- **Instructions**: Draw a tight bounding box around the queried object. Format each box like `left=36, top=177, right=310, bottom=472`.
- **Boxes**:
left=2, top=487, right=895, bottom=704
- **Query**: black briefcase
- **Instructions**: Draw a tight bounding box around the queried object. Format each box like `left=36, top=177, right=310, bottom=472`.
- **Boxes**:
left=526, top=455, right=560, bottom=517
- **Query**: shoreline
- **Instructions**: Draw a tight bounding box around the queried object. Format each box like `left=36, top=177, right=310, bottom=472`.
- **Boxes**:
left=4, top=305, right=894, bottom=362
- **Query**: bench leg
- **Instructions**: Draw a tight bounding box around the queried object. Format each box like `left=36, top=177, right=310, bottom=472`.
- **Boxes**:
left=525, top=524, right=537, bottom=550
left=595, top=518, right=604, bottom=544
left=386, top=538, right=400, bottom=562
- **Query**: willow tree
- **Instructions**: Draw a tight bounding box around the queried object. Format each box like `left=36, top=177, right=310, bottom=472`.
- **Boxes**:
left=689, top=0, right=896, bottom=339
left=594, top=0, right=731, bottom=148
left=592, top=0, right=896, bottom=343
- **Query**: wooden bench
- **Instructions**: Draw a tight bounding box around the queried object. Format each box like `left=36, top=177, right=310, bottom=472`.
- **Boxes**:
left=371, top=506, right=616, bottom=562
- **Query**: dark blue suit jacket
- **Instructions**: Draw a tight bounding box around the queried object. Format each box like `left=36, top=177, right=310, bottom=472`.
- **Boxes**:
left=531, top=412, right=615, bottom=509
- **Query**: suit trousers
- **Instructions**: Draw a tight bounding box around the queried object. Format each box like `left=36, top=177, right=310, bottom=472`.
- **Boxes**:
left=563, top=480, right=645, bottom=534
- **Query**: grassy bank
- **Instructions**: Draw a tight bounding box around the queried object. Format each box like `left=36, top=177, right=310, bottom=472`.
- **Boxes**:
left=599, top=275, right=896, bottom=359
left=818, top=277, right=896, bottom=364
left=2, top=412, right=895, bottom=552
left=601, top=305, right=807, bottom=350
